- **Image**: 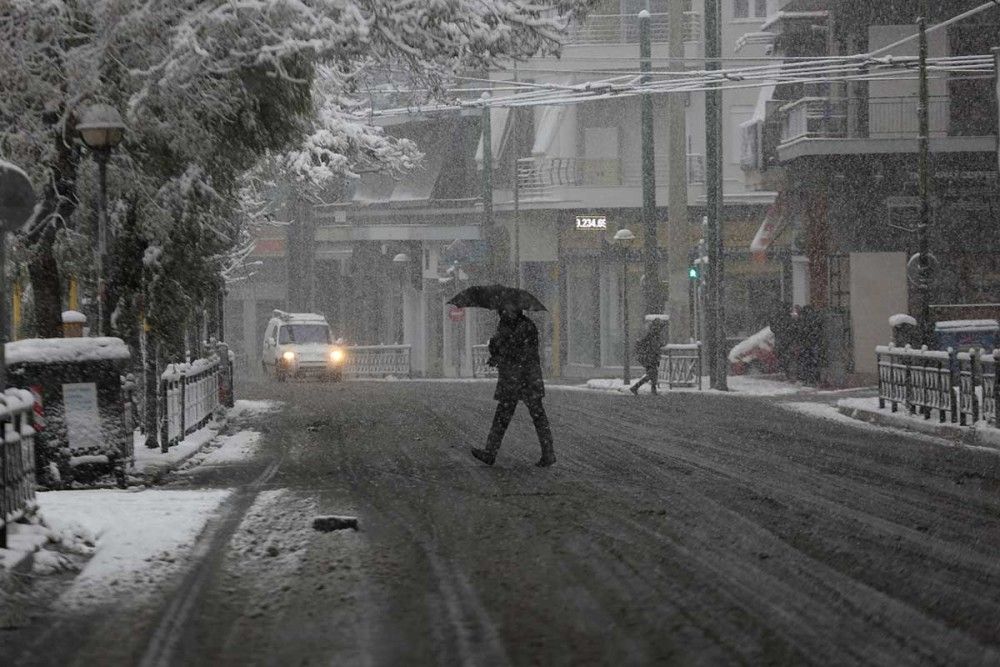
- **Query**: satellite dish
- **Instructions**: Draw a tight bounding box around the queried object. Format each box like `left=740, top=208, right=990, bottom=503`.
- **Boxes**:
left=0, top=160, right=35, bottom=232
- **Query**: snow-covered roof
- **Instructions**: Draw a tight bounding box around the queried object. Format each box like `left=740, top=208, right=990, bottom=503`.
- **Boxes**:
left=889, top=313, right=917, bottom=328
left=6, top=337, right=131, bottom=365
left=761, top=11, right=829, bottom=32
left=271, top=310, right=328, bottom=324
left=935, top=319, right=999, bottom=332
left=62, top=310, right=87, bottom=324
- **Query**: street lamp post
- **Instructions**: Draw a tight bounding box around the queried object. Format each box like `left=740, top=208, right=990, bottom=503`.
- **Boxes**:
left=614, top=228, right=636, bottom=384
left=393, top=252, right=409, bottom=345
left=77, top=103, right=126, bottom=337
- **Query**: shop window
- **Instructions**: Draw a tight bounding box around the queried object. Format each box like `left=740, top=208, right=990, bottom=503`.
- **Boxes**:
left=734, top=0, right=766, bottom=19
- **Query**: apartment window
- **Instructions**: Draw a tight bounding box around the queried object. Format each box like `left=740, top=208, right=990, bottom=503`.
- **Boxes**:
left=734, top=0, right=767, bottom=19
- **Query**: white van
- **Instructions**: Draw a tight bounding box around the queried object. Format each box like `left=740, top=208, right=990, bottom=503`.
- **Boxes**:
left=262, top=310, right=345, bottom=381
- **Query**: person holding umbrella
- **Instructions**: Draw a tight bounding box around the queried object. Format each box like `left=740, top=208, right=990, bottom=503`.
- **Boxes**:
left=449, top=285, right=555, bottom=467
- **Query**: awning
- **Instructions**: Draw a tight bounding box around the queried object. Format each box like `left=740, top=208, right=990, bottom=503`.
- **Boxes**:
left=532, top=104, right=568, bottom=156
left=474, top=107, right=511, bottom=166
left=750, top=191, right=791, bottom=262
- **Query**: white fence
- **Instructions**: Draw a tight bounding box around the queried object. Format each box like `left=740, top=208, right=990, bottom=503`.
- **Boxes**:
left=0, top=389, right=37, bottom=546
left=658, top=343, right=703, bottom=389
left=876, top=345, right=998, bottom=426
left=343, top=345, right=411, bottom=379
left=160, top=355, right=225, bottom=449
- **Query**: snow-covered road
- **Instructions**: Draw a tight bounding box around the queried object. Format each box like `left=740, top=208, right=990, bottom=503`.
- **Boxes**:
left=4, top=379, right=1000, bottom=665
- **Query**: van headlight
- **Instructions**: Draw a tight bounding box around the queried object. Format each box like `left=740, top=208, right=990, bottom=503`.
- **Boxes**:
left=330, top=348, right=345, bottom=364
left=282, top=351, right=296, bottom=362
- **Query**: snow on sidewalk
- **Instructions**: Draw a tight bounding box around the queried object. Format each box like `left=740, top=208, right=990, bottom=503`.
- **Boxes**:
left=36, top=489, right=231, bottom=609
left=580, top=375, right=802, bottom=397
left=131, top=424, right=220, bottom=475
left=176, top=431, right=262, bottom=472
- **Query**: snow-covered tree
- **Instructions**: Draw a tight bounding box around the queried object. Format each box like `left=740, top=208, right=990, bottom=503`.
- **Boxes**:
left=0, top=0, right=593, bottom=343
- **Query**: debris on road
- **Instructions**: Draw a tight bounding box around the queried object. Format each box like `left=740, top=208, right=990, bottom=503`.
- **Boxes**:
left=312, top=515, right=359, bottom=532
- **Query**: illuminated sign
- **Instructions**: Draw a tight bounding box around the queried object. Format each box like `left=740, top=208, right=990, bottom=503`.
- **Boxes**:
left=575, top=215, right=607, bottom=230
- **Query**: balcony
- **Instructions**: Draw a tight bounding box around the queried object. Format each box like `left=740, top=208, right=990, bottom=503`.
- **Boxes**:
left=565, top=12, right=701, bottom=46
left=775, top=95, right=997, bottom=160
left=516, top=155, right=705, bottom=200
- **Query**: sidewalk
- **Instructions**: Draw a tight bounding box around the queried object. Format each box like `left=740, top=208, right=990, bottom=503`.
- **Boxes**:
left=1, top=400, right=282, bottom=587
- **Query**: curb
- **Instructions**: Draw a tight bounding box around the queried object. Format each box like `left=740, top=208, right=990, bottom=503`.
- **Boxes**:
left=836, top=403, right=1000, bottom=450
left=132, top=420, right=226, bottom=481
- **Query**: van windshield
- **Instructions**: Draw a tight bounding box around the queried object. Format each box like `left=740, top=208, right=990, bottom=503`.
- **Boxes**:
left=278, top=325, right=331, bottom=345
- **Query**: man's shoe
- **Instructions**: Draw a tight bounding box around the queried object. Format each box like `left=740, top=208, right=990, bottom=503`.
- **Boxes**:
left=535, top=455, right=556, bottom=467
left=471, top=448, right=496, bottom=466
left=629, top=385, right=639, bottom=395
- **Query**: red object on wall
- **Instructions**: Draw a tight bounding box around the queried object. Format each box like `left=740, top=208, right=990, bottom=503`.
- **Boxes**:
left=448, top=306, right=465, bottom=323
left=30, top=384, right=45, bottom=431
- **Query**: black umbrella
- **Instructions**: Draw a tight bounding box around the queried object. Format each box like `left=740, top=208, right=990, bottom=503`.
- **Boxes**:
left=448, top=284, right=547, bottom=312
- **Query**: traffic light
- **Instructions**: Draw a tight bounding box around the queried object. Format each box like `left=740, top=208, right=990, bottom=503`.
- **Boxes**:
left=688, top=265, right=699, bottom=280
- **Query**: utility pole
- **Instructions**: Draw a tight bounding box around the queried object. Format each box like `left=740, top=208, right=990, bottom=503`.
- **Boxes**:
left=704, top=0, right=727, bottom=389
left=667, top=0, right=690, bottom=342
left=916, top=10, right=933, bottom=347
left=639, top=7, right=660, bottom=317
left=481, top=93, right=495, bottom=282
left=512, top=66, right=522, bottom=289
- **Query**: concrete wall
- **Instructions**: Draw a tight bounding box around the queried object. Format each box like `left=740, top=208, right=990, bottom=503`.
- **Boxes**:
left=850, top=252, right=908, bottom=374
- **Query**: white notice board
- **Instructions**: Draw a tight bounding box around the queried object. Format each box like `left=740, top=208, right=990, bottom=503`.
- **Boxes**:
left=62, top=382, right=102, bottom=451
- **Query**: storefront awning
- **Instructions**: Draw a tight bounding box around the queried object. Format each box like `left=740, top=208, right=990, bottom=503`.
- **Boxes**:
left=750, top=191, right=791, bottom=261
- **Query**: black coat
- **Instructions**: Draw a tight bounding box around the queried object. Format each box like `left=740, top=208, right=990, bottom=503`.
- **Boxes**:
left=489, top=314, right=545, bottom=402
left=635, top=330, right=663, bottom=369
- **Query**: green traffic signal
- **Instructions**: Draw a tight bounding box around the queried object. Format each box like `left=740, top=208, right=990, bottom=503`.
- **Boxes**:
left=688, top=266, right=699, bottom=279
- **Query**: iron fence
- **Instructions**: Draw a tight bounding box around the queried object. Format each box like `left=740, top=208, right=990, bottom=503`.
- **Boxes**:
left=0, top=389, right=37, bottom=547
left=343, top=345, right=412, bottom=379
left=472, top=344, right=498, bottom=378
left=876, top=345, right=999, bottom=426
left=659, top=343, right=703, bottom=390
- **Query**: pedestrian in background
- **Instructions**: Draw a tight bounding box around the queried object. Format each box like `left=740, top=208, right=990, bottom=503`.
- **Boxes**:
left=630, top=319, right=665, bottom=395
left=471, top=301, right=556, bottom=467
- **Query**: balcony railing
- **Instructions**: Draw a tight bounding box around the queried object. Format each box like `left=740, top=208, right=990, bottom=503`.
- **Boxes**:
left=779, top=95, right=963, bottom=145
left=516, top=155, right=706, bottom=199
left=566, top=12, right=701, bottom=46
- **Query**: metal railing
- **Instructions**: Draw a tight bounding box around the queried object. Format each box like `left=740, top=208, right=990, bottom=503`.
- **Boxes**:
left=160, top=355, right=224, bottom=449
left=566, top=11, right=701, bottom=46
left=780, top=96, right=959, bottom=144
left=1, top=389, right=37, bottom=547
left=517, top=154, right=706, bottom=198
left=659, top=343, right=703, bottom=389
left=472, top=344, right=498, bottom=378
left=343, top=345, right=412, bottom=379
left=876, top=345, right=999, bottom=426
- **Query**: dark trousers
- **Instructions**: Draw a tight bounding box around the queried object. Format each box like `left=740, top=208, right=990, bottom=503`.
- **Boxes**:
left=631, top=366, right=659, bottom=393
left=487, top=397, right=553, bottom=454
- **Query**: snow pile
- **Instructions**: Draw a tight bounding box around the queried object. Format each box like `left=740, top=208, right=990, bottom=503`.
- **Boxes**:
left=61, top=310, right=87, bottom=324
left=889, top=313, right=917, bottom=328
left=36, top=489, right=231, bottom=609
left=728, top=326, right=775, bottom=363
left=6, top=337, right=131, bottom=365
left=580, top=374, right=803, bottom=397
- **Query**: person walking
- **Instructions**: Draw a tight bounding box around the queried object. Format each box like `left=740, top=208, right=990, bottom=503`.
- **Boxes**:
left=630, top=320, right=664, bottom=395
left=471, top=301, right=556, bottom=467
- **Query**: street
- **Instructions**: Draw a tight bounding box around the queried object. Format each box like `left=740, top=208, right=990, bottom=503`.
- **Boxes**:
left=4, top=379, right=1000, bottom=666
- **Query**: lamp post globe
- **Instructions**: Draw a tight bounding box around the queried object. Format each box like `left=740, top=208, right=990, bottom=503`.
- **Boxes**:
left=77, top=103, right=126, bottom=151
